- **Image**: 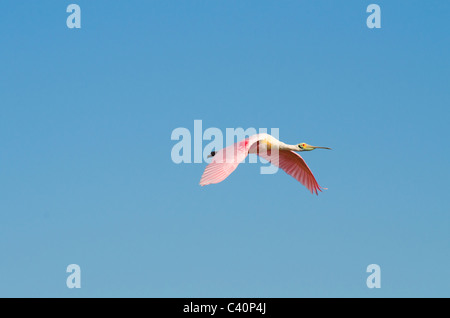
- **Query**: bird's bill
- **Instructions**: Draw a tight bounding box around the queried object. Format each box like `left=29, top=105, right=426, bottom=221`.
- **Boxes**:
left=304, top=144, right=331, bottom=150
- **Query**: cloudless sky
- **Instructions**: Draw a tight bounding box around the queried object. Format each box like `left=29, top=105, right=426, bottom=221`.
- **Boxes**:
left=0, top=0, right=449, bottom=297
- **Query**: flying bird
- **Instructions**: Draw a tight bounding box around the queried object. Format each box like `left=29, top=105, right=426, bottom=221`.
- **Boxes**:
left=199, top=133, right=331, bottom=194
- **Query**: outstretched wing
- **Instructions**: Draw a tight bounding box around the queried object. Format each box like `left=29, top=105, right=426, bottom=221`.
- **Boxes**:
left=199, top=134, right=265, bottom=186
left=259, top=150, right=325, bottom=195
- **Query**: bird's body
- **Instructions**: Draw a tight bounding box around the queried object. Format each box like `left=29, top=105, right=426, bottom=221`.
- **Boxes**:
left=200, top=133, right=330, bottom=194
left=248, top=133, right=276, bottom=152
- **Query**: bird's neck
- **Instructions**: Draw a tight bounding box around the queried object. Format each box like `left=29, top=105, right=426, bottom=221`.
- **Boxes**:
left=280, top=143, right=300, bottom=152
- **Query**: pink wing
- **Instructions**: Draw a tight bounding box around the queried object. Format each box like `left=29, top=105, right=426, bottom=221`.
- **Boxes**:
left=199, top=135, right=264, bottom=186
left=259, top=150, right=325, bottom=195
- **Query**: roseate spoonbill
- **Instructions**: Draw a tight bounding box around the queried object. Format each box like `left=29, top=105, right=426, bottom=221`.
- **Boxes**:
left=199, top=133, right=331, bottom=194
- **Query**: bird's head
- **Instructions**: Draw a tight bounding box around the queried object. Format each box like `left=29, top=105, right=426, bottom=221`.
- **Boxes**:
left=298, top=143, right=332, bottom=151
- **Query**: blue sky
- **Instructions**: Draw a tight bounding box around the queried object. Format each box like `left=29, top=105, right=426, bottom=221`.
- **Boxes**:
left=0, top=0, right=449, bottom=297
